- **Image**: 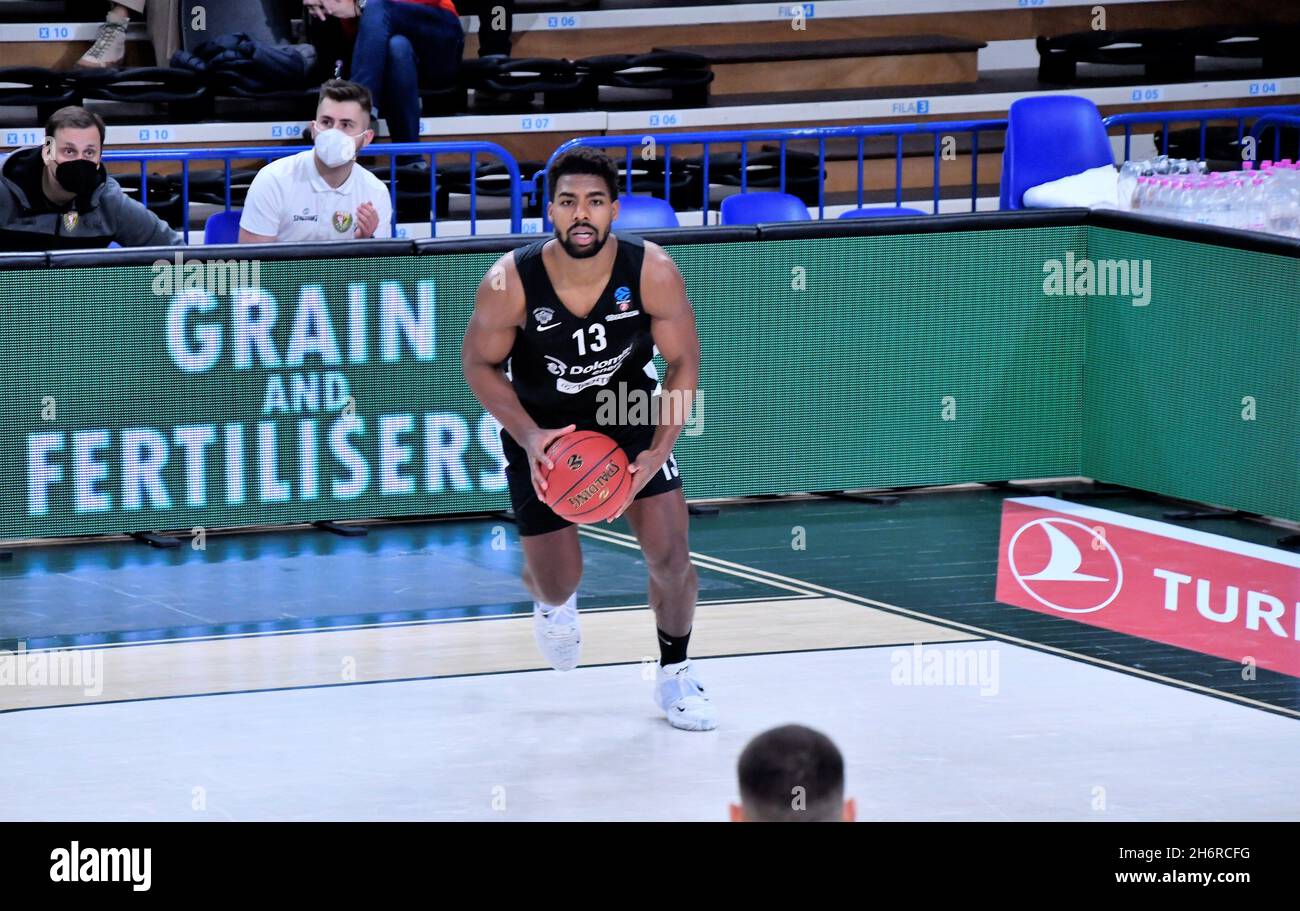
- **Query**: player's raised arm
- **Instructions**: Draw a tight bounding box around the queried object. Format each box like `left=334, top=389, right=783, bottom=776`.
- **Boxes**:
left=461, top=251, right=574, bottom=500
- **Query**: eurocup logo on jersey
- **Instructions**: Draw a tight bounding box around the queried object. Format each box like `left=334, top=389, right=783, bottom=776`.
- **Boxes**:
left=545, top=355, right=567, bottom=376
left=1006, top=517, right=1124, bottom=614
left=613, top=286, right=632, bottom=311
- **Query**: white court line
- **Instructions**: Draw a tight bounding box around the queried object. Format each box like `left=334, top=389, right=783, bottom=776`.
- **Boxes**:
left=577, top=524, right=1300, bottom=720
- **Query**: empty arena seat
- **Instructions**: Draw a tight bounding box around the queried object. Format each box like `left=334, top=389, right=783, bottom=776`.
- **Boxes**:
left=614, top=155, right=700, bottom=210
left=657, top=35, right=984, bottom=95
left=441, top=157, right=543, bottom=211
left=575, top=52, right=713, bottom=107
left=720, top=191, right=809, bottom=225
left=0, top=67, right=77, bottom=120
left=1185, top=25, right=1300, bottom=75
left=418, top=83, right=469, bottom=117
left=838, top=207, right=928, bottom=218
left=112, top=171, right=184, bottom=227
left=697, top=149, right=824, bottom=207
left=999, top=95, right=1113, bottom=211
left=185, top=168, right=262, bottom=208
left=1037, top=29, right=1195, bottom=83
left=438, top=159, right=517, bottom=213
left=203, top=209, right=242, bottom=244
left=612, top=195, right=679, bottom=230
left=74, top=67, right=207, bottom=104
left=463, top=56, right=591, bottom=111
left=1036, top=24, right=1300, bottom=84
left=363, top=162, right=451, bottom=220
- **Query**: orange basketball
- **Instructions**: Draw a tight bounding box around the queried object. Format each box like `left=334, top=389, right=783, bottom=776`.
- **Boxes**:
left=542, top=430, right=632, bottom=524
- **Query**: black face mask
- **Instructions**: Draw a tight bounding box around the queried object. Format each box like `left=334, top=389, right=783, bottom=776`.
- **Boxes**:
left=53, top=159, right=104, bottom=197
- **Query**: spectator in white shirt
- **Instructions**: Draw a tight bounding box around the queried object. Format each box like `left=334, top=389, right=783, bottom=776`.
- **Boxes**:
left=239, top=79, right=393, bottom=243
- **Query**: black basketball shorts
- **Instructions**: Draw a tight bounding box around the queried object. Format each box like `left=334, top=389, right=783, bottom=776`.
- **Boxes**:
left=500, top=423, right=684, bottom=536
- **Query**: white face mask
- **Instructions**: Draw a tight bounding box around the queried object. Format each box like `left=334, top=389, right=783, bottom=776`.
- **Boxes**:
left=314, top=127, right=357, bottom=168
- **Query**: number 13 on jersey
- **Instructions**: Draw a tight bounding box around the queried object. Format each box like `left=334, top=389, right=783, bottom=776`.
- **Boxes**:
left=572, top=324, right=607, bottom=355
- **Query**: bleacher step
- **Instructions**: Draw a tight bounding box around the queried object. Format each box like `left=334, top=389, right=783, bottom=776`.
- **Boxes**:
left=657, top=35, right=985, bottom=94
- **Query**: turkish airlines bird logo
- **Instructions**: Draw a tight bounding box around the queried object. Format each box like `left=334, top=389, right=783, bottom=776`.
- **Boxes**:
left=1007, top=517, right=1124, bottom=614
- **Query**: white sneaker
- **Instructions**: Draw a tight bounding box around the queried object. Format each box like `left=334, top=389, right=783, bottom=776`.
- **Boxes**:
left=533, top=598, right=581, bottom=672
left=656, top=660, right=718, bottom=731
left=77, top=19, right=128, bottom=69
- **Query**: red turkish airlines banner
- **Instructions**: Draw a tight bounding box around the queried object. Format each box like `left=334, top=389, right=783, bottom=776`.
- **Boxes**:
left=996, top=497, right=1300, bottom=678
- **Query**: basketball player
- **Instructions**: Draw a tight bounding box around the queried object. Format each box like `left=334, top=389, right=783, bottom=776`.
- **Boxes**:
left=461, top=147, right=716, bottom=731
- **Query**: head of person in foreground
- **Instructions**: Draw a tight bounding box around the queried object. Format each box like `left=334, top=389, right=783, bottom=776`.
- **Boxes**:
left=731, top=724, right=856, bottom=822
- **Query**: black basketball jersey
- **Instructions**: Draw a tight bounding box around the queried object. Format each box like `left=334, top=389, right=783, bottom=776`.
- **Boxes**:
left=506, top=234, right=657, bottom=429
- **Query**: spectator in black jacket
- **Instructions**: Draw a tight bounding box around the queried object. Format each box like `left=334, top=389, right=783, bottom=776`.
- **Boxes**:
left=0, top=107, right=181, bottom=252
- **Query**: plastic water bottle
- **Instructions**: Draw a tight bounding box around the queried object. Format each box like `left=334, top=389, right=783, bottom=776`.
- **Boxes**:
left=1164, top=179, right=1185, bottom=218
left=1259, top=173, right=1300, bottom=237
left=1173, top=178, right=1198, bottom=222
left=1221, top=179, right=1243, bottom=229
left=1239, top=179, right=1269, bottom=233
left=1148, top=177, right=1168, bottom=216
left=1271, top=161, right=1300, bottom=188
left=1275, top=182, right=1300, bottom=238
left=1200, top=179, right=1228, bottom=227
left=1118, top=161, right=1142, bottom=209
left=1130, top=176, right=1150, bottom=213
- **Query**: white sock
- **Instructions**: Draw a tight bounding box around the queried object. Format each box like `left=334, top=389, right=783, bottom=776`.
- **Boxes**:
left=660, top=659, right=690, bottom=675
left=536, top=592, right=576, bottom=617
left=107, top=8, right=129, bottom=23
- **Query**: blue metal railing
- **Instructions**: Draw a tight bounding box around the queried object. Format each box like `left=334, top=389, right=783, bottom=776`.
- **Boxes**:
left=101, top=140, right=524, bottom=242
left=1248, top=114, right=1300, bottom=162
left=94, top=105, right=1300, bottom=241
left=536, top=120, right=1009, bottom=228
left=1103, top=105, right=1300, bottom=161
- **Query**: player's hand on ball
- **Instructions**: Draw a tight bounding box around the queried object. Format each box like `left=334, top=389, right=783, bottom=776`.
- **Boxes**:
left=608, top=448, right=665, bottom=522
left=355, top=202, right=379, bottom=238
left=524, top=424, right=577, bottom=503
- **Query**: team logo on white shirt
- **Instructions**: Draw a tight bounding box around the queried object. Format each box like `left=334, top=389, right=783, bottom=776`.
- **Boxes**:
left=62, top=211, right=78, bottom=231
left=332, top=211, right=353, bottom=233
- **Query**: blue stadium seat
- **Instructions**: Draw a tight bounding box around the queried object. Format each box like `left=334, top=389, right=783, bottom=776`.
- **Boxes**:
left=612, top=195, right=680, bottom=230
left=719, top=191, right=810, bottom=225
left=204, top=209, right=243, bottom=244
left=999, top=95, right=1114, bottom=210
left=838, top=207, right=928, bottom=218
